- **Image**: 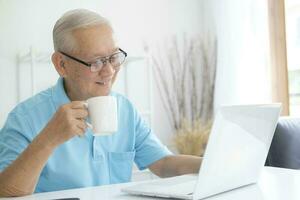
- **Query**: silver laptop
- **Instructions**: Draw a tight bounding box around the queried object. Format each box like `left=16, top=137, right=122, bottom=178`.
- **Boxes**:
left=122, top=104, right=281, bottom=200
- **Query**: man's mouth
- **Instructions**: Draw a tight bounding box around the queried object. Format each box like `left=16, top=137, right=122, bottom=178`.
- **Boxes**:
left=96, top=81, right=106, bottom=85
left=95, top=76, right=113, bottom=86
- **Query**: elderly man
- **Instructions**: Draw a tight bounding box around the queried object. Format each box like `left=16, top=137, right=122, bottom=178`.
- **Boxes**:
left=0, top=9, right=201, bottom=197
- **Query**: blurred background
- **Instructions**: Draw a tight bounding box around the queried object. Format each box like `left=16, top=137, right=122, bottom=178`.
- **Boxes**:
left=0, top=0, right=298, bottom=153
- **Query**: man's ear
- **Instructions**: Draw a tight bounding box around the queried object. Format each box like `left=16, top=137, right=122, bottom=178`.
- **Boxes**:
left=52, top=52, right=67, bottom=77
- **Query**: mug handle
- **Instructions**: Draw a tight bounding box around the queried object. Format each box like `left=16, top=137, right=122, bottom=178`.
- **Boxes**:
left=83, top=101, right=93, bottom=129
left=86, top=122, right=93, bottom=129
left=83, top=101, right=88, bottom=108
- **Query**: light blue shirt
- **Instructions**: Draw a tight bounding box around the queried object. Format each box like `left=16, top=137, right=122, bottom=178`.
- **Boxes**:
left=0, top=78, right=172, bottom=193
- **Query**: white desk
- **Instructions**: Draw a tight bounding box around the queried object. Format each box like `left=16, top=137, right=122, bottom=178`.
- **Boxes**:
left=2, top=167, right=300, bottom=200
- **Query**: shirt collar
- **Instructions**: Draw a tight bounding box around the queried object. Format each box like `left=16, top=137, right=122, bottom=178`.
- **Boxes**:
left=52, top=77, right=71, bottom=109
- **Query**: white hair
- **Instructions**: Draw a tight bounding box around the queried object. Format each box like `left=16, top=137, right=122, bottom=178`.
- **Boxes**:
left=53, top=9, right=112, bottom=53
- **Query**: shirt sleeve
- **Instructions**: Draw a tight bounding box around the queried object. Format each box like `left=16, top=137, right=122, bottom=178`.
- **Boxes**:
left=0, top=112, right=32, bottom=172
left=133, top=110, right=173, bottom=170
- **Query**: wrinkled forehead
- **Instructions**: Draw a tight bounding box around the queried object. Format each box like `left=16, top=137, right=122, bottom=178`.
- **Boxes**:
left=72, top=24, right=118, bottom=58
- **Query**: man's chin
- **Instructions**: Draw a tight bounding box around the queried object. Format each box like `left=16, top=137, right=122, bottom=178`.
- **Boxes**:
left=91, top=83, right=112, bottom=96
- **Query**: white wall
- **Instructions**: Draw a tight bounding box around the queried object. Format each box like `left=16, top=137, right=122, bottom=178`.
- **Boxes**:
left=0, top=0, right=203, bottom=148
left=0, top=0, right=273, bottom=149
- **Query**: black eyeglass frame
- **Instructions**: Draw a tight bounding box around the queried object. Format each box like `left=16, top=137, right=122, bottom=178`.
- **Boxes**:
left=59, top=48, right=127, bottom=68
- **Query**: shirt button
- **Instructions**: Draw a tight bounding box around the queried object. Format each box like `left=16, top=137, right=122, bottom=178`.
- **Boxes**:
left=94, top=153, right=104, bottom=161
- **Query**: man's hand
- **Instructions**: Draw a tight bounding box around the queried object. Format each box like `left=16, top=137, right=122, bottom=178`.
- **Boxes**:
left=148, top=155, right=202, bottom=178
left=41, top=101, right=88, bottom=148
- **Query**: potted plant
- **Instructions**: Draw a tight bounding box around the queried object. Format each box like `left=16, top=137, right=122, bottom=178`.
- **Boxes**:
left=145, top=34, right=217, bottom=156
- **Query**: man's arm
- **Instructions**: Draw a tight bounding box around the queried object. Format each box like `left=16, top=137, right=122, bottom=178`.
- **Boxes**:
left=0, top=101, right=88, bottom=197
left=148, top=155, right=202, bottom=178
left=0, top=132, right=55, bottom=196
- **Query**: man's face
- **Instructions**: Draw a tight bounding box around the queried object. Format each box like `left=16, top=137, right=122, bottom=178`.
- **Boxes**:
left=62, top=24, right=120, bottom=100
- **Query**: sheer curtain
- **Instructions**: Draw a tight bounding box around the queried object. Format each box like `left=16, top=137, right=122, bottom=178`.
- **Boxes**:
left=202, top=0, right=289, bottom=115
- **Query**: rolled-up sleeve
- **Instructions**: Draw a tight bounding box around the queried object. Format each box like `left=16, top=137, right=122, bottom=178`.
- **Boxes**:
left=0, top=112, right=31, bottom=172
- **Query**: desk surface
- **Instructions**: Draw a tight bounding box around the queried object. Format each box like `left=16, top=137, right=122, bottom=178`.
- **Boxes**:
left=2, top=167, right=300, bottom=200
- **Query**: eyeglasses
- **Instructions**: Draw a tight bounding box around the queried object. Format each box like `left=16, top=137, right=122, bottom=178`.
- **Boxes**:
left=59, top=48, right=127, bottom=72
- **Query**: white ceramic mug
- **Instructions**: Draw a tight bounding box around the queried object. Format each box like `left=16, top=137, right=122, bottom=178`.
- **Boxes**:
left=84, top=96, right=118, bottom=136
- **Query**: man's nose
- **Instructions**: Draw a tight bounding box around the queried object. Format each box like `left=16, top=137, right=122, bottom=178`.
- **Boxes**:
left=98, top=61, right=115, bottom=75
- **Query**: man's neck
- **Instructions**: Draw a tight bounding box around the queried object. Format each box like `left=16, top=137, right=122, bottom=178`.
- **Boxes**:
left=63, top=79, right=86, bottom=101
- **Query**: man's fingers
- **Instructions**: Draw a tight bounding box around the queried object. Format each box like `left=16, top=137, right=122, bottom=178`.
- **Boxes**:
left=70, top=101, right=87, bottom=109
left=78, top=119, right=87, bottom=129
left=72, top=109, right=88, bottom=119
left=75, top=120, right=87, bottom=137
